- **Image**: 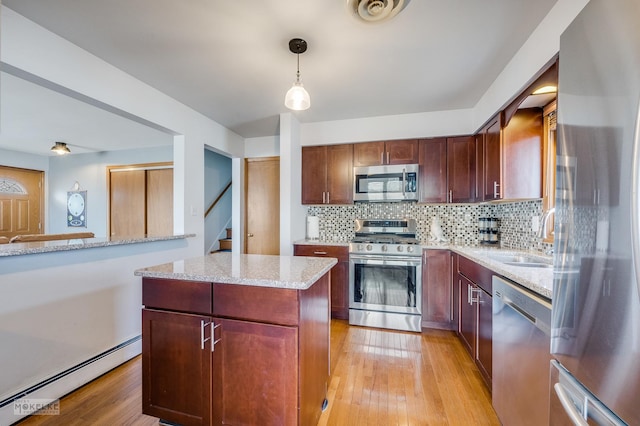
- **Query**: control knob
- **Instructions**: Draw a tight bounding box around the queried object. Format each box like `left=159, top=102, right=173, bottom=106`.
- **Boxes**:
left=407, top=246, right=414, bottom=253
left=381, top=245, right=388, bottom=252
left=397, top=245, right=404, bottom=252
left=366, top=244, right=373, bottom=251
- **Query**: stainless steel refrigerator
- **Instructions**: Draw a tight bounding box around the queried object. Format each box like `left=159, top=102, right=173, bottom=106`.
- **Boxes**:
left=551, top=0, right=640, bottom=424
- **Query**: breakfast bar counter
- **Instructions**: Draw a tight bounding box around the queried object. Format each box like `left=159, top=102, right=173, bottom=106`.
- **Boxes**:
left=135, top=252, right=336, bottom=426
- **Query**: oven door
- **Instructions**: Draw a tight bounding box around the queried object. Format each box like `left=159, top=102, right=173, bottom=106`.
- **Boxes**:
left=349, top=254, right=422, bottom=315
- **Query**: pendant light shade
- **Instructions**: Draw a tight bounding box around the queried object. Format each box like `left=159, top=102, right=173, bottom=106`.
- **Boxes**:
left=51, top=141, right=71, bottom=155
left=284, top=38, right=310, bottom=111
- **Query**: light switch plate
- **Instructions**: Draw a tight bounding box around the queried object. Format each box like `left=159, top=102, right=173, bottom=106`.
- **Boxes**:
left=531, top=216, right=540, bottom=232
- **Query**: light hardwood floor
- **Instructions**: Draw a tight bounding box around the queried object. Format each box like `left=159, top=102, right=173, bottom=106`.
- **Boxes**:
left=17, top=320, right=499, bottom=425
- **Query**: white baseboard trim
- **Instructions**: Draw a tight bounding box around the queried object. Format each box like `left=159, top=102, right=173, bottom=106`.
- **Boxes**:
left=1, top=337, right=141, bottom=425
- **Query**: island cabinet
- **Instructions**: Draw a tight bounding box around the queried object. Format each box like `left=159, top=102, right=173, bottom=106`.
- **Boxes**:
left=455, top=254, right=493, bottom=389
left=141, top=274, right=330, bottom=426
left=421, top=249, right=454, bottom=330
left=301, top=144, right=353, bottom=205
left=294, top=244, right=349, bottom=319
left=353, top=139, right=419, bottom=166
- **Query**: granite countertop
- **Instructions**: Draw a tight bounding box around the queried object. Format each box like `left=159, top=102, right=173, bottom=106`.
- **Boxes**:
left=135, top=252, right=338, bottom=290
left=451, top=247, right=553, bottom=300
left=293, top=239, right=552, bottom=299
left=0, top=234, right=194, bottom=257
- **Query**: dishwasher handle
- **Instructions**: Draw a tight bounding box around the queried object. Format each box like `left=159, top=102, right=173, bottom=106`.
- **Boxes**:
left=554, top=382, right=589, bottom=426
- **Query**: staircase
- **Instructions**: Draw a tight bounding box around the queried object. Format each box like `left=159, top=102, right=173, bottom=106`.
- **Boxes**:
left=214, top=228, right=232, bottom=253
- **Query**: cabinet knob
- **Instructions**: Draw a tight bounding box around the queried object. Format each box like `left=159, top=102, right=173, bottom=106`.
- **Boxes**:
left=247, top=233, right=254, bottom=237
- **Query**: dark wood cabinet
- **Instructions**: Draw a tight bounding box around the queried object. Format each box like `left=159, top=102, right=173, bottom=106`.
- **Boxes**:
left=419, top=136, right=475, bottom=203
left=142, top=276, right=330, bottom=426
left=418, top=138, right=448, bottom=203
left=353, top=139, right=419, bottom=166
left=294, top=244, right=348, bottom=319
left=142, top=309, right=212, bottom=426
left=447, top=136, right=476, bottom=203
left=212, top=318, right=298, bottom=425
left=502, top=108, right=543, bottom=199
left=455, top=255, right=493, bottom=388
left=302, top=144, right=353, bottom=205
left=481, top=114, right=502, bottom=201
left=421, top=249, right=454, bottom=330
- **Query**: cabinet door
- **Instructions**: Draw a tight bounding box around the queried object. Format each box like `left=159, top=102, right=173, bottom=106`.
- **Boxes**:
left=483, top=115, right=502, bottom=200
left=474, top=133, right=485, bottom=202
left=142, top=309, right=211, bottom=426
left=419, top=138, right=448, bottom=203
left=326, top=144, right=353, bottom=204
left=331, top=261, right=349, bottom=319
left=302, top=146, right=328, bottom=204
left=386, top=139, right=419, bottom=165
left=502, top=108, right=543, bottom=199
left=212, top=318, right=298, bottom=426
left=457, top=274, right=475, bottom=358
left=353, top=141, right=385, bottom=166
left=422, top=249, right=453, bottom=329
left=476, top=288, right=493, bottom=387
left=447, top=136, right=475, bottom=203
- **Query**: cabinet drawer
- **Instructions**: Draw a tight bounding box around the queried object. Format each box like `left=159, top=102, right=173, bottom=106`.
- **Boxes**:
left=457, top=256, right=493, bottom=294
left=142, top=278, right=212, bottom=314
left=213, top=284, right=299, bottom=326
left=294, top=244, right=348, bottom=262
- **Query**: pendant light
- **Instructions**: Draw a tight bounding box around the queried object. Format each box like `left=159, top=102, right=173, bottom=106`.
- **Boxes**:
left=284, top=38, right=310, bottom=111
left=51, top=141, right=71, bottom=155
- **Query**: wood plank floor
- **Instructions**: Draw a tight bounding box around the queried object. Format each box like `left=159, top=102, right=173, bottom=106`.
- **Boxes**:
left=17, top=320, right=499, bottom=425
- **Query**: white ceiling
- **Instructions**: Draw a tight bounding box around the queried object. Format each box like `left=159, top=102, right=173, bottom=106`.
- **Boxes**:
left=1, top=0, right=558, bottom=155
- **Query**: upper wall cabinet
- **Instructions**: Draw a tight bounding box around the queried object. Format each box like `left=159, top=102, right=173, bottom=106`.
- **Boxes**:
left=302, top=144, right=353, bottom=205
left=353, top=139, right=419, bottom=166
left=419, top=136, right=476, bottom=203
left=479, top=114, right=502, bottom=201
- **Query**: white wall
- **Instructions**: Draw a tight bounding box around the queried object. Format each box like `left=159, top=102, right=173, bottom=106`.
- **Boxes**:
left=1, top=6, right=245, bottom=256
left=245, top=136, right=280, bottom=158
left=279, top=113, right=305, bottom=255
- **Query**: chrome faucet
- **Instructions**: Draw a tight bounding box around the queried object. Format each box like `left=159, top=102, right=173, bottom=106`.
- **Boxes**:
left=537, top=207, right=555, bottom=239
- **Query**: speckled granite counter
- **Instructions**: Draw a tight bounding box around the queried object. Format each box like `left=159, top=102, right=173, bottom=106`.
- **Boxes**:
left=293, top=239, right=552, bottom=299
left=0, top=234, right=194, bottom=257
left=451, top=247, right=553, bottom=299
left=135, top=252, right=338, bottom=290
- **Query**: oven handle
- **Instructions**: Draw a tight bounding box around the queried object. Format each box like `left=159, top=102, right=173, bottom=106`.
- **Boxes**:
left=350, top=255, right=422, bottom=266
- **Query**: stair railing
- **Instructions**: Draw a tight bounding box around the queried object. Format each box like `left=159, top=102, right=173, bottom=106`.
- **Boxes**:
left=205, top=181, right=232, bottom=219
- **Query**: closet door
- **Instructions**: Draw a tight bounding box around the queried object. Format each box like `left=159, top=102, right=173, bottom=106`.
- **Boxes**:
left=109, top=169, right=146, bottom=237
left=146, top=169, right=173, bottom=236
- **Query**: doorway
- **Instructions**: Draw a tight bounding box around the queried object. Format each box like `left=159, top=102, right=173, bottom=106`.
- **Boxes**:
left=0, top=166, right=44, bottom=238
left=244, top=157, right=280, bottom=255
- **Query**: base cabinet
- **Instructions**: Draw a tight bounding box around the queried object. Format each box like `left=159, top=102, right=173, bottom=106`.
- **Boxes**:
left=421, top=249, right=454, bottom=329
left=142, top=276, right=330, bottom=426
left=142, top=309, right=212, bottom=426
left=294, top=244, right=348, bottom=319
left=455, top=255, right=493, bottom=388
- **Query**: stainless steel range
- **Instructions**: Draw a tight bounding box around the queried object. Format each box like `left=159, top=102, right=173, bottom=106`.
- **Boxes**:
left=349, top=219, right=422, bottom=332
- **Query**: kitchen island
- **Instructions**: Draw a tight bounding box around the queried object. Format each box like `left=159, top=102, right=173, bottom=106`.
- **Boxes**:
left=135, top=252, right=337, bottom=426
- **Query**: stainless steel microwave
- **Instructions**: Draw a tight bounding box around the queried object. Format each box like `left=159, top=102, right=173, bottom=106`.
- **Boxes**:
left=353, top=164, right=419, bottom=202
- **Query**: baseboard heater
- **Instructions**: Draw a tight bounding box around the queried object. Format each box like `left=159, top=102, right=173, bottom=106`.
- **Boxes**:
left=0, top=335, right=141, bottom=423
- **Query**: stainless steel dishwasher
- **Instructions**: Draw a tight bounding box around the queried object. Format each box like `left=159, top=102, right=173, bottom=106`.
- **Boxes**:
left=492, top=275, right=552, bottom=426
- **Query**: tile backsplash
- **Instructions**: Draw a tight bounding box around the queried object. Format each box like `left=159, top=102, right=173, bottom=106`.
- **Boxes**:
left=307, top=199, right=553, bottom=253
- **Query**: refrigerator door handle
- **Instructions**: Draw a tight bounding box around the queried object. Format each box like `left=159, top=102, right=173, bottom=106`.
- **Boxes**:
left=554, top=382, right=588, bottom=426
left=632, top=96, right=640, bottom=301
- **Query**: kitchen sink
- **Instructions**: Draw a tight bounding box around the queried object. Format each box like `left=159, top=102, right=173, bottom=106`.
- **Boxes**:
left=486, top=253, right=552, bottom=268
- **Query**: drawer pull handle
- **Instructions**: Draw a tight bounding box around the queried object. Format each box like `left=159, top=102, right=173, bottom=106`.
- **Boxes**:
left=313, top=251, right=328, bottom=255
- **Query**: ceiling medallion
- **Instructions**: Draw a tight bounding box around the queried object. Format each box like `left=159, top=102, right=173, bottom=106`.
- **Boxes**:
left=346, top=0, right=408, bottom=23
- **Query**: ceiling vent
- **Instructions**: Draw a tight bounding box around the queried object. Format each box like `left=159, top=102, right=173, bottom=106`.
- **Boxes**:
left=346, top=0, right=407, bottom=23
